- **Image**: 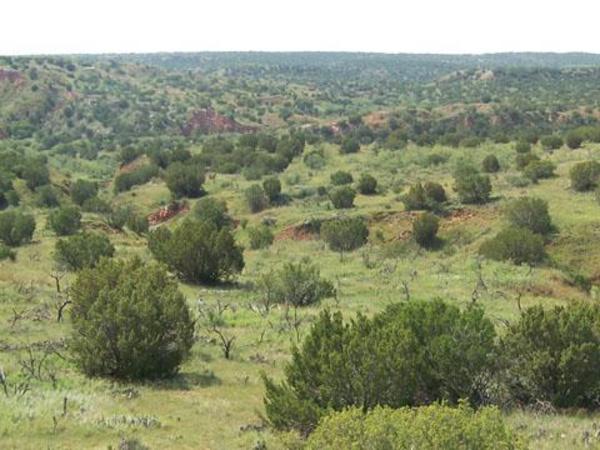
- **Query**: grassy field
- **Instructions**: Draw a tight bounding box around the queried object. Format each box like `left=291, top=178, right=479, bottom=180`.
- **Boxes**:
left=1, top=140, right=600, bottom=449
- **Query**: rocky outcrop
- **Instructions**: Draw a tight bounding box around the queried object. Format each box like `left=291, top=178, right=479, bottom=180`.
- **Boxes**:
left=182, top=108, right=255, bottom=136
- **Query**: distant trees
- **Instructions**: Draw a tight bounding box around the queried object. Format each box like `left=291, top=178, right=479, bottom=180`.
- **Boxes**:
left=69, top=257, right=194, bottom=379
left=514, top=140, right=531, bottom=154
left=262, top=176, right=282, bottom=203
left=329, top=186, right=356, bottom=209
left=54, top=231, right=115, bottom=270
left=340, top=137, right=360, bottom=154
left=48, top=206, right=81, bottom=236
left=570, top=160, right=600, bottom=192
left=23, top=163, right=50, bottom=191
left=148, top=219, right=244, bottom=284
left=35, top=185, right=60, bottom=208
left=540, top=135, right=563, bottom=151
left=165, top=162, right=205, bottom=198
left=320, top=216, right=369, bottom=254
left=523, top=160, right=555, bottom=182
left=0, top=210, right=35, bottom=246
left=565, top=131, right=584, bottom=150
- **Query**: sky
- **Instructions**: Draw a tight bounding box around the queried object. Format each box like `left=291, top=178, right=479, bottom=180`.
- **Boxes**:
left=2, top=0, right=599, bottom=55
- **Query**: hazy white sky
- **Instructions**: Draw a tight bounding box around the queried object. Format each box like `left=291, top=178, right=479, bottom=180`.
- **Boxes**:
left=2, top=0, right=599, bottom=55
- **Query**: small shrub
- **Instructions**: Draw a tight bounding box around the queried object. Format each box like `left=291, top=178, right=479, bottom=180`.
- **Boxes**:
left=423, top=181, right=447, bottom=204
left=515, top=140, right=531, bottom=154
left=340, top=137, right=360, bottom=154
left=357, top=174, right=377, bottom=195
left=23, top=163, right=50, bottom=190
left=482, top=154, right=500, bottom=173
left=540, top=135, right=563, bottom=150
left=71, top=179, right=98, bottom=206
left=70, top=257, right=194, bottom=379
left=48, top=206, right=82, bottom=236
left=307, top=403, right=526, bottom=450
left=320, top=216, right=369, bottom=253
left=501, top=303, right=600, bottom=408
left=245, top=184, right=268, bottom=213
left=426, top=153, right=449, bottom=166
left=54, top=231, right=115, bottom=271
left=165, top=162, right=205, bottom=198
left=453, top=165, right=492, bottom=204
left=0, top=210, right=35, bottom=246
left=570, top=160, right=600, bottom=192
left=82, top=197, right=111, bottom=214
left=329, top=186, right=356, bottom=209
left=523, top=160, right=555, bottom=182
left=126, top=213, right=149, bottom=235
left=148, top=219, right=244, bottom=284
left=330, top=171, right=353, bottom=186
left=114, top=164, right=159, bottom=193
left=565, top=131, right=584, bottom=150
left=262, top=176, right=282, bottom=203
left=258, top=260, right=335, bottom=308
left=193, top=197, right=232, bottom=229
left=515, top=152, right=539, bottom=170
left=403, top=182, right=446, bottom=211
left=504, top=197, right=553, bottom=235
left=35, top=184, right=60, bottom=208
left=479, top=227, right=546, bottom=265
left=413, top=213, right=439, bottom=247
left=248, top=225, right=274, bottom=250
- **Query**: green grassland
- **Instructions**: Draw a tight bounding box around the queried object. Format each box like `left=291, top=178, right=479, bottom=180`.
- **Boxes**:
left=1, top=137, right=600, bottom=449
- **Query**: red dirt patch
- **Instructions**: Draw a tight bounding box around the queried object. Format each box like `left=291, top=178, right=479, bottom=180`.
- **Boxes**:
left=118, top=155, right=150, bottom=174
left=0, top=68, right=24, bottom=85
left=148, top=201, right=189, bottom=226
left=275, top=223, right=319, bottom=241
left=182, top=108, right=256, bottom=136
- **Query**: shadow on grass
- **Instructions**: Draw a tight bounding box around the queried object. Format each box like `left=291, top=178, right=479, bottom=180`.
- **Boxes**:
left=150, top=369, right=221, bottom=390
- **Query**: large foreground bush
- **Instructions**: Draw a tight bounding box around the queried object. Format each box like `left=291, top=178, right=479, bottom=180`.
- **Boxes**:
left=263, top=299, right=496, bottom=434
left=148, top=219, right=244, bottom=283
left=501, top=303, right=600, bottom=408
left=504, top=197, right=553, bottom=235
left=70, top=258, right=194, bottom=379
left=307, top=403, right=526, bottom=450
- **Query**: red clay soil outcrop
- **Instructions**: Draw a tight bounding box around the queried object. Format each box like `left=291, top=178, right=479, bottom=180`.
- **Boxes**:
left=148, top=201, right=189, bottom=226
left=182, top=108, right=255, bottom=136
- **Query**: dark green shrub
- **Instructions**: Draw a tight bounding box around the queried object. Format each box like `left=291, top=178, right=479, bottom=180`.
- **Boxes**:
left=426, top=153, right=449, bottom=166
left=263, top=300, right=496, bottom=434
left=71, top=179, right=98, bottom=206
left=453, top=166, right=492, bottom=204
left=54, top=231, right=115, bottom=271
left=48, top=206, right=82, bottom=236
left=0, top=210, right=35, bottom=246
left=505, top=197, right=553, bottom=235
left=570, top=160, right=600, bottom=192
left=423, top=182, right=447, bottom=204
left=330, top=170, right=353, bottom=186
left=329, top=186, right=356, bottom=209
left=515, top=152, right=539, bottom=170
left=523, top=160, right=556, bottom=182
left=320, top=216, right=369, bottom=253
left=245, top=184, right=268, bottom=213
left=413, top=213, right=439, bottom=247
left=340, top=137, right=360, bottom=154
left=403, top=182, right=446, bottom=211
left=357, top=174, right=377, bottom=195
left=540, top=135, right=563, bottom=150
left=482, top=154, right=500, bottom=173
left=193, top=197, right=232, bottom=229
left=35, top=185, right=60, bottom=208
left=479, top=227, right=546, bottom=265
left=565, top=131, right=584, bottom=150
left=106, top=206, right=130, bottom=230
left=23, top=163, right=50, bottom=190
left=307, top=403, right=526, bottom=450
left=258, top=260, right=334, bottom=308
left=114, top=164, right=159, bottom=193
left=262, top=176, right=282, bottom=203
left=126, top=213, right=149, bottom=235
left=148, top=219, right=244, bottom=284
left=165, top=162, right=205, bottom=198
left=501, top=303, right=600, bottom=408
left=515, top=140, right=531, bottom=154
left=248, top=225, right=274, bottom=250
left=69, top=257, right=194, bottom=379
left=0, top=243, right=16, bottom=261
